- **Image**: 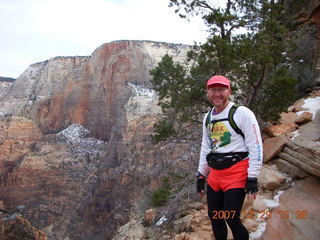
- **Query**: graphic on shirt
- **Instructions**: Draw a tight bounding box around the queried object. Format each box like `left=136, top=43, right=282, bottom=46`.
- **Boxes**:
left=209, top=122, right=231, bottom=151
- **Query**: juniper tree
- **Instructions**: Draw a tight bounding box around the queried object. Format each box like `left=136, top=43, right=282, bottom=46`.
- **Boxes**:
left=150, top=0, right=297, bottom=141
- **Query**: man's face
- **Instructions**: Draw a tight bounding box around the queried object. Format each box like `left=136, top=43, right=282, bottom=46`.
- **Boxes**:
left=206, top=86, right=231, bottom=108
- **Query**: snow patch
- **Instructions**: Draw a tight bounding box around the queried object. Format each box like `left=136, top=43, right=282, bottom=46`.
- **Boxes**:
left=249, top=222, right=267, bottom=240
left=249, top=190, right=285, bottom=239
left=296, top=96, right=320, bottom=119
left=262, top=199, right=279, bottom=209
left=273, top=190, right=284, bottom=202
left=57, top=124, right=105, bottom=161
left=126, top=83, right=161, bottom=122
left=262, top=190, right=284, bottom=209
left=57, top=124, right=90, bottom=142
left=155, top=215, right=167, bottom=226
left=290, top=130, right=300, bottom=140
left=128, top=83, right=157, bottom=99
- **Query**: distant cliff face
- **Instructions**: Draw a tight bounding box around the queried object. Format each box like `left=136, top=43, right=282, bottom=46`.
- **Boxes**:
left=0, top=41, right=194, bottom=240
left=0, top=41, right=189, bottom=140
left=0, top=81, right=12, bottom=104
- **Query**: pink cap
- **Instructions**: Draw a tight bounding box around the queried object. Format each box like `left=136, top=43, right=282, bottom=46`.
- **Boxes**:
left=207, top=75, right=230, bottom=89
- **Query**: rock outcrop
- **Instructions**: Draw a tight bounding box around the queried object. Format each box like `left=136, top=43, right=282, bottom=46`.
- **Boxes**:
left=1, top=213, right=47, bottom=240
left=258, top=91, right=320, bottom=240
left=0, top=41, right=195, bottom=240
left=261, top=176, right=320, bottom=240
left=0, top=117, right=44, bottom=176
left=276, top=93, right=320, bottom=178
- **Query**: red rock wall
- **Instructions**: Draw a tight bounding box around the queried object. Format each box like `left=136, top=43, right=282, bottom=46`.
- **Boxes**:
left=35, top=41, right=149, bottom=142
left=0, top=41, right=195, bottom=240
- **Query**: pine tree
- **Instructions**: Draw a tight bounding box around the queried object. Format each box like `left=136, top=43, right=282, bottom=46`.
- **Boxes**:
left=150, top=0, right=297, bottom=142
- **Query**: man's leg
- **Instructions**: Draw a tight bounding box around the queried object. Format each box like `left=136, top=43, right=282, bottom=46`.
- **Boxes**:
left=207, top=184, right=227, bottom=240
left=224, top=188, right=249, bottom=240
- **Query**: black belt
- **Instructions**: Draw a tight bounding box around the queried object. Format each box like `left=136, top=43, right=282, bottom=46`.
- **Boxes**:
left=206, top=152, right=249, bottom=170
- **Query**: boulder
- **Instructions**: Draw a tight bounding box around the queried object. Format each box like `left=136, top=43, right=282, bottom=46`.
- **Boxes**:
left=263, top=123, right=298, bottom=137
left=279, top=142, right=320, bottom=177
left=258, top=166, right=287, bottom=191
left=187, top=202, right=205, bottom=211
left=261, top=177, right=320, bottom=240
left=279, top=112, right=298, bottom=124
left=275, top=158, right=309, bottom=179
left=263, top=135, right=288, bottom=162
left=173, top=205, right=236, bottom=240
left=145, top=209, right=156, bottom=225
left=173, top=214, right=193, bottom=232
left=292, top=99, right=306, bottom=112
left=279, top=113, right=320, bottom=177
left=295, top=112, right=313, bottom=124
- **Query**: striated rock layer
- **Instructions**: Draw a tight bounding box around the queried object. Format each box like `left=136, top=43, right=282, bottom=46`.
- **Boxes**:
left=0, top=41, right=194, bottom=240
left=0, top=41, right=189, bottom=140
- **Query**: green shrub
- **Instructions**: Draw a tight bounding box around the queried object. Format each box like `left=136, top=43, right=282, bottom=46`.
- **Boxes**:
left=151, top=188, right=171, bottom=207
left=151, top=120, right=176, bottom=143
left=150, top=177, right=172, bottom=207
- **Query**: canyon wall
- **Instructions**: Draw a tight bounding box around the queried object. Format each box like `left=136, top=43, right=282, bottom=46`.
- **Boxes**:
left=0, top=41, right=196, bottom=240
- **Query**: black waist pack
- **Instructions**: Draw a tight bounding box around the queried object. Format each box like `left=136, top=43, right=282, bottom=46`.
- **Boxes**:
left=206, top=152, right=249, bottom=170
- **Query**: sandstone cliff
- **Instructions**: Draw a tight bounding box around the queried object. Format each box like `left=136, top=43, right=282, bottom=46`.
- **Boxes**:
left=0, top=41, right=189, bottom=140
left=0, top=41, right=195, bottom=240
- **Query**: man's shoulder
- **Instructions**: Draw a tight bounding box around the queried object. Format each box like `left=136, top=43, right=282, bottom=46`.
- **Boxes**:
left=236, top=105, right=251, bottom=112
left=233, top=105, right=255, bottom=118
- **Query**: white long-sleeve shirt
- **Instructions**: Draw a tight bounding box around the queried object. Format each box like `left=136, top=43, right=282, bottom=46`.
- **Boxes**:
left=198, top=102, right=263, bottom=178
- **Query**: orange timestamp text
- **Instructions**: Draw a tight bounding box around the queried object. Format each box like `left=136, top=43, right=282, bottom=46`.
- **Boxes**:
left=243, top=209, right=308, bottom=220
left=211, top=210, right=237, bottom=219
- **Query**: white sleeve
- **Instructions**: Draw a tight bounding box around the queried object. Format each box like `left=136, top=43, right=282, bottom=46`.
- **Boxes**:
left=197, top=112, right=211, bottom=176
left=238, top=107, right=263, bottom=178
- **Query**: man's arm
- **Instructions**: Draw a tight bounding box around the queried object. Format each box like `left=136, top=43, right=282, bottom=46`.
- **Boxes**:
left=198, top=112, right=211, bottom=176
left=238, top=107, right=263, bottom=178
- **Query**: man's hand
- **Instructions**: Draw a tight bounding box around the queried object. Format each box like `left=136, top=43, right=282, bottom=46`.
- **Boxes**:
left=246, top=177, right=258, bottom=200
left=196, top=173, right=205, bottom=198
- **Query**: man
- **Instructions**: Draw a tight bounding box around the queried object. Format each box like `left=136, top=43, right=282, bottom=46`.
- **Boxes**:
left=196, top=75, right=263, bottom=240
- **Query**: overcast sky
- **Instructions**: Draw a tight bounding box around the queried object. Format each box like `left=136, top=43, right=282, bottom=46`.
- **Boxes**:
left=0, top=0, right=214, bottom=78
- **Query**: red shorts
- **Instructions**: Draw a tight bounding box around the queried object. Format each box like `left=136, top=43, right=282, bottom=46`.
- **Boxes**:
left=207, top=158, right=249, bottom=192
